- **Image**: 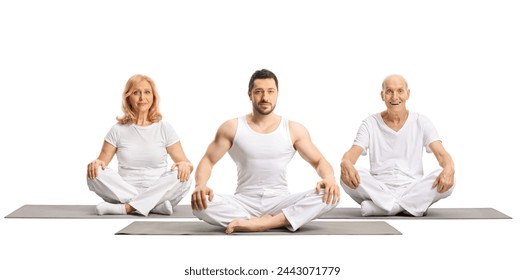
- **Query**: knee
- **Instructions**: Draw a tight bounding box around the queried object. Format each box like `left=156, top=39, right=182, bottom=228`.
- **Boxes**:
left=164, top=170, right=193, bottom=186
left=324, top=198, right=340, bottom=210
left=339, top=179, right=353, bottom=194
left=192, top=202, right=219, bottom=223
left=192, top=208, right=205, bottom=219
left=192, top=194, right=223, bottom=215
left=310, top=189, right=340, bottom=208
left=339, top=179, right=361, bottom=198
left=176, top=175, right=192, bottom=191
left=438, top=184, right=454, bottom=198
left=329, top=202, right=339, bottom=212
left=86, top=167, right=110, bottom=189
left=88, top=167, right=113, bottom=181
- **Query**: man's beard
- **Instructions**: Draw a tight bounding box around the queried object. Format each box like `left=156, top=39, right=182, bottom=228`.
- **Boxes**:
left=254, top=102, right=275, bottom=115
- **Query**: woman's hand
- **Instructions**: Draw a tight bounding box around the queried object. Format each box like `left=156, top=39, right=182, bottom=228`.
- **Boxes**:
left=87, top=159, right=107, bottom=180
left=171, top=161, right=193, bottom=182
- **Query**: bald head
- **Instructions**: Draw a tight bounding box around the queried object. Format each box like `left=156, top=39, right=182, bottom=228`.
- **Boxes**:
left=380, top=74, right=410, bottom=109
left=382, top=74, right=408, bottom=90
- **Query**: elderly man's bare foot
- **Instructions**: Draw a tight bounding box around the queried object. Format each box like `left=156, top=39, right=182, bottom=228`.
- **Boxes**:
left=225, top=215, right=273, bottom=234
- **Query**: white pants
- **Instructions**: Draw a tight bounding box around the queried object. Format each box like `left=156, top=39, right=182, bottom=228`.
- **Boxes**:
left=341, top=167, right=454, bottom=216
left=87, top=167, right=191, bottom=216
left=193, top=189, right=338, bottom=231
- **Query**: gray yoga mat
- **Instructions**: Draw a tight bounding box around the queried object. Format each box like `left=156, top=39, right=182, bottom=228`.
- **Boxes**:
left=4, top=204, right=193, bottom=219
left=323, top=207, right=512, bottom=219
left=115, top=221, right=402, bottom=235
left=5, top=205, right=511, bottom=219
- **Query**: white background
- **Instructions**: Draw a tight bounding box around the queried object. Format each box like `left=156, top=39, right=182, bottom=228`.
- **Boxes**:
left=1, top=0, right=523, bottom=279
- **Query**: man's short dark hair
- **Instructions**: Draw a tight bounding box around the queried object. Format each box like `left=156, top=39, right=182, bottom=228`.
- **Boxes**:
left=248, top=69, right=279, bottom=93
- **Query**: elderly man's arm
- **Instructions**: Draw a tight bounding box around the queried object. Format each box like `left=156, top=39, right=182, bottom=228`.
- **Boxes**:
left=340, top=145, right=363, bottom=189
left=429, top=141, right=455, bottom=193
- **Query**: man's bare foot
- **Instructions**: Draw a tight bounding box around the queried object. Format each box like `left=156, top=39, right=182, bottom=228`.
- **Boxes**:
left=225, top=215, right=273, bottom=234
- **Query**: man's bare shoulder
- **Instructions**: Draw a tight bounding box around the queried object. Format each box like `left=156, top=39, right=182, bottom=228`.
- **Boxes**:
left=288, top=119, right=311, bottom=143
left=219, top=118, right=238, bottom=128
left=288, top=119, right=309, bottom=131
left=216, top=117, right=239, bottom=140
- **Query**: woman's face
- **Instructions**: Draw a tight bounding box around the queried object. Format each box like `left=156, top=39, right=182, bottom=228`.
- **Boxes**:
left=128, top=80, right=153, bottom=114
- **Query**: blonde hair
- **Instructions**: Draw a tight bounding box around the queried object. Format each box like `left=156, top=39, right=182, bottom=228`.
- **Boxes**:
left=117, top=74, right=162, bottom=124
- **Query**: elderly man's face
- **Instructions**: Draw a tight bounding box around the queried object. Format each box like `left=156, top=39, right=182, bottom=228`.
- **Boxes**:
left=381, top=76, right=410, bottom=110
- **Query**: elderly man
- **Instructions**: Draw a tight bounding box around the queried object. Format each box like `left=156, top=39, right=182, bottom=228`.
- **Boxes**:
left=340, top=74, right=455, bottom=216
left=192, top=69, right=339, bottom=233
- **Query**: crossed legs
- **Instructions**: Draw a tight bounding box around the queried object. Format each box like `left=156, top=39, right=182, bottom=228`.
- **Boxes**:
left=193, top=189, right=337, bottom=234
left=87, top=167, right=191, bottom=216
left=342, top=168, right=454, bottom=216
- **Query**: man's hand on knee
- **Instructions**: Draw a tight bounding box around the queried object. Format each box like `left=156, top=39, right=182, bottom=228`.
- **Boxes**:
left=191, top=186, right=214, bottom=210
left=316, top=178, right=340, bottom=204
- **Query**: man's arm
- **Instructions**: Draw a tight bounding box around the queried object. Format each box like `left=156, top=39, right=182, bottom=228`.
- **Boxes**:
left=340, top=145, right=363, bottom=189
left=429, top=141, right=455, bottom=193
left=191, top=119, right=237, bottom=210
left=289, top=121, right=339, bottom=204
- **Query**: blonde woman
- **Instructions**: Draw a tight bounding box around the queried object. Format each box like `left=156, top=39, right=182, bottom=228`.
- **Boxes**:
left=87, top=74, right=193, bottom=216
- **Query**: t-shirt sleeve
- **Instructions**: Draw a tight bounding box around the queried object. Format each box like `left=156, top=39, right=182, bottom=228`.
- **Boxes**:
left=104, top=123, right=120, bottom=147
left=353, top=119, right=370, bottom=156
left=163, top=121, right=181, bottom=147
left=422, top=115, right=441, bottom=153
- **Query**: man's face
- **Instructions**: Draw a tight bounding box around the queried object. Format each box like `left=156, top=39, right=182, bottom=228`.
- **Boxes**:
left=381, top=76, right=410, bottom=111
left=249, top=78, right=278, bottom=115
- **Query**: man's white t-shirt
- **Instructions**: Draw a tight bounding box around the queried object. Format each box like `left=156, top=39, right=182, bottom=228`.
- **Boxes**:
left=104, top=120, right=180, bottom=187
left=353, top=112, right=440, bottom=187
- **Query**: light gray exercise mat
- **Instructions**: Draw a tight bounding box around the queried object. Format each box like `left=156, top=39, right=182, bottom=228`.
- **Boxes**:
left=4, top=204, right=193, bottom=219
left=5, top=205, right=511, bottom=219
left=115, top=221, right=402, bottom=235
left=322, top=207, right=512, bottom=219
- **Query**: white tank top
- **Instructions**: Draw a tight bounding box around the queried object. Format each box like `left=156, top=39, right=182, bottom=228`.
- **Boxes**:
left=229, top=115, right=296, bottom=194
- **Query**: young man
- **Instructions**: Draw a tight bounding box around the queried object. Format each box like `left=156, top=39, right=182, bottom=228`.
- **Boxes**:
left=340, top=74, right=455, bottom=216
left=192, top=69, right=339, bottom=233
